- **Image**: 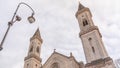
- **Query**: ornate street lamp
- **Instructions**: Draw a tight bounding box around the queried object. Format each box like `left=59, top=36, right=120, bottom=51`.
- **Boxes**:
left=0, top=2, right=35, bottom=51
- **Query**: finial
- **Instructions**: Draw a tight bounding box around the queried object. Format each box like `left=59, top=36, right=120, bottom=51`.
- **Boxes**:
left=70, top=52, right=73, bottom=57
left=32, top=28, right=40, bottom=38
left=54, top=49, right=56, bottom=52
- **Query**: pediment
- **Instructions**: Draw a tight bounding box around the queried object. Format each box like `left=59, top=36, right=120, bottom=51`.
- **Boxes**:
left=43, top=52, right=70, bottom=68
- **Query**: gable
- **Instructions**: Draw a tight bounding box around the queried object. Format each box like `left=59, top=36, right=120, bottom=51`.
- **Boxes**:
left=43, top=52, right=70, bottom=68
left=43, top=52, right=81, bottom=68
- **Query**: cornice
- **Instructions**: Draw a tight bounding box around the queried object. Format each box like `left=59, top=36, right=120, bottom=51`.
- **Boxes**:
left=75, top=8, right=92, bottom=18
left=24, top=54, right=42, bottom=62
left=30, top=37, right=43, bottom=43
left=79, top=26, right=102, bottom=37
left=85, top=57, right=113, bottom=67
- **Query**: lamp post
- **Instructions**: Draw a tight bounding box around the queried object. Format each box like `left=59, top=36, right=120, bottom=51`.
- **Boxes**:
left=0, top=2, right=35, bottom=51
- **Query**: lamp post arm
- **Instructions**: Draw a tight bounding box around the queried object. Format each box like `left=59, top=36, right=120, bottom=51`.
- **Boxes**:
left=0, top=24, right=11, bottom=50
left=10, top=3, right=20, bottom=23
left=20, top=2, right=35, bottom=15
left=10, top=2, right=35, bottom=24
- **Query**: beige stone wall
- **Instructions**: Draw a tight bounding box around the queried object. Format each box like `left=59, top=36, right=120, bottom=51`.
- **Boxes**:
left=85, top=57, right=116, bottom=68
left=43, top=52, right=80, bottom=68
left=24, top=58, right=41, bottom=68
left=81, top=30, right=108, bottom=63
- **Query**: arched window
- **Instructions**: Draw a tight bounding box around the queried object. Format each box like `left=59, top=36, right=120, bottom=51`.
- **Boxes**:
left=51, top=63, right=59, bottom=68
left=27, top=64, right=29, bottom=68
left=35, top=64, right=37, bottom=68
left=92, top=47, right=95, bottom=53
left=83, top=19, right=88, bottom=26
left=29, top=46, right=33, bottom=52
left=36, top=46, right=39, bottom=53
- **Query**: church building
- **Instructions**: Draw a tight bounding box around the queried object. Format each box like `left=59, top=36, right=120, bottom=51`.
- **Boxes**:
left=23, top=2, right=116, bottom=68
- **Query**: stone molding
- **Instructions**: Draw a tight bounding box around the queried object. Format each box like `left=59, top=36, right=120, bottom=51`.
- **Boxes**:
left=85, top=57, right=113, bottom=67
left=76, top=8, right=92, bottom=18
left=24, top=53, right=41, bottom=62
left=79, top=26, right=102, bottom=37
left=30, top=37, right=43, bottom=43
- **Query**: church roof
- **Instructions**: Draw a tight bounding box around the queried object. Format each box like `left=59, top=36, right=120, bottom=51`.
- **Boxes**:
left=43, top=51, right=80, bottom=67
left=53, top=52, right=80, bottom=64
left=78, top=2, right=85, bottom=11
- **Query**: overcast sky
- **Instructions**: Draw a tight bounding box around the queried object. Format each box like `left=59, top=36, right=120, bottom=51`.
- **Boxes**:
left=0, top=0, right=120, bottom=68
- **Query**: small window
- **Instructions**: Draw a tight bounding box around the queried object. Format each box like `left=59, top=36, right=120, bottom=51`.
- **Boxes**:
left=83, top=19, right=88, bottom=26
left=37, top=46, right=39, bottom=53
left=88, top=38, right=92, bottom=41
left=92, top=47, right=95, bottom=53
left=29, top=46, right=33, bottom=52
left=36, top=64, right=37, bottom=68
left=27, top=64, right=29, bottom=68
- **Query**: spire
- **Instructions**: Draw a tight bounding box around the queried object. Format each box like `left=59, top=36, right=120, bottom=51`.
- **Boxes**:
left=78, top=2, right=85, bottom=10
left=31, top=28, right=43, bottom=43
left=33, top=28, right=41, bottom=38
left=24, top=28, right=42, bottom=68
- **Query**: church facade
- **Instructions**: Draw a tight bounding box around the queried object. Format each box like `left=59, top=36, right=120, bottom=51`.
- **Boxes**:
left=23, top=2, right=116, bottom=68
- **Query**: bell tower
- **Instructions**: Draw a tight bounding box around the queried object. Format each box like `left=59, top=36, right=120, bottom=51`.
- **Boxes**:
left=76, top=2, right=115, bottom=68
left=24, top=28, right=43, bottom=68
